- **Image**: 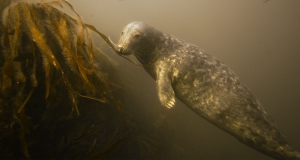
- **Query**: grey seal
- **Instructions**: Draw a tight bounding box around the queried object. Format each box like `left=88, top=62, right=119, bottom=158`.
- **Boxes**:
left=112, top=21, right=300, bottom=159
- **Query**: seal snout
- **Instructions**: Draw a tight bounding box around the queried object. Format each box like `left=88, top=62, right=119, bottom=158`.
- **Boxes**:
left=117, top=45, right=124, bottom=54
left=116, top=44, right=132, bottom=55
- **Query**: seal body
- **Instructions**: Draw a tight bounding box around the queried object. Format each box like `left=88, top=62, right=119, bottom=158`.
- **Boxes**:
left=115, top=21, right=300, bottom=159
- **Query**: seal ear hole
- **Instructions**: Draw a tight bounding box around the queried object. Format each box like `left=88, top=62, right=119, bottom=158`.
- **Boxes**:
left=121, top=31, right=124, bottom=35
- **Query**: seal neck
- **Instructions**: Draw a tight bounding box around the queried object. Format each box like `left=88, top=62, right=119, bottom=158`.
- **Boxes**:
left=136, top=29, right=165, bottom=66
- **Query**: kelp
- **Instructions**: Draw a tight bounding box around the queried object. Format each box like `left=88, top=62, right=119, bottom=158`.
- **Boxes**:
left=0, top=1, right=186, bottom=159
left=1, top=0, right=117, bottom=107
left=86, top=129, right=129, bottom=160
left=0, top=0, right=11, bottom=13
left=0, top=0, right=121, bottom=158
left=4, top=3, right=115, bottom=105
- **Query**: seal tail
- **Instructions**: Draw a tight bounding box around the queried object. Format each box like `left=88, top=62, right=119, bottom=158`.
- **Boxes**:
left=273, top=146, right=300, bottom=160
left=288, top=150, right=300, bottom=160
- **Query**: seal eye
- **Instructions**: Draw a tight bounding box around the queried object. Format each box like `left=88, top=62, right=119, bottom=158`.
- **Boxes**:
left=134, top=34, right=141, bottom=39
left=121, top=31, right=124, bottom=35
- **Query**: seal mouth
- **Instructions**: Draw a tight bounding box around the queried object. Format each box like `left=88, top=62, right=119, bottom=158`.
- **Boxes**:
left=108, top=37, right=124, bottom=55
left=117, top=45, right=132, bottom=55
left=118, top=45, right=124, bottom=54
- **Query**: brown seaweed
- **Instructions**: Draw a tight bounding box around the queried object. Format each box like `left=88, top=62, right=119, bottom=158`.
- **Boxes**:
left=0, top=1, right=179, bottom=159
left=0, top=0, right=121, bottom=158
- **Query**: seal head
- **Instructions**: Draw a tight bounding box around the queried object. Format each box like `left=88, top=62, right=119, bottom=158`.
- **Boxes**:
left=117, top=21, right=164, bottom=63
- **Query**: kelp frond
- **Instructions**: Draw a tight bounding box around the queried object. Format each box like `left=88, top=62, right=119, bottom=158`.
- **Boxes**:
left=1, top=0, right=116, bottom=111
left=0, top=0, right=119, bottom=158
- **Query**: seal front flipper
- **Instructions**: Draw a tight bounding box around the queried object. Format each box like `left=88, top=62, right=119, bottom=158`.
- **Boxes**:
left=156, top=64, right=175, bottom=109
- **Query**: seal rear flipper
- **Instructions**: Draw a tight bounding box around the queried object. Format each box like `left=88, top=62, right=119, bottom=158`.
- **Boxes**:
left=156, top=67, right=175, bottom=109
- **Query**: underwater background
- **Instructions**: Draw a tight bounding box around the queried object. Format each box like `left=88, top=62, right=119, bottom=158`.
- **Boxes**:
left=68, top=0, right=300, bottom=159
left=0, top=0, right=299, bottom=159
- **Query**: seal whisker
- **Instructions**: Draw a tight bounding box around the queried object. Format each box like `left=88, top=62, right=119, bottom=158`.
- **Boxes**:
left=131, top=50, right=142, bottom=56
left=121, top=47, right=145, bottom=65
left=118, top=53, right=143, bottom=67
left=128, top=49, right=158, bottom=67
left=128, top=54, right=141, bottom=65
left=121, top=53, right=141, bottom=66
left=131, top=51, right=145, bottom=63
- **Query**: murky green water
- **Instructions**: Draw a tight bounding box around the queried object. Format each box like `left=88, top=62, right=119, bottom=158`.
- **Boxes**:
left=1, top=0, right=299, bottom=159
left=70, top=1, right=300, bottom=159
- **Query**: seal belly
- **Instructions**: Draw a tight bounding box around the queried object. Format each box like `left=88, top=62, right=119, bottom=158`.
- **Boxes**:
left=171, top=51, right=292, bottom=158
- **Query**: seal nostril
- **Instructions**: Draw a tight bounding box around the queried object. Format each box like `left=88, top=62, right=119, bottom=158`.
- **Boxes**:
left=118, top=46, right=123, bottom=53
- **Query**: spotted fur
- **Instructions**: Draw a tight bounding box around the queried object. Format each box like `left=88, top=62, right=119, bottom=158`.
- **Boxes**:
left=116, top=21, right=300, bottom=160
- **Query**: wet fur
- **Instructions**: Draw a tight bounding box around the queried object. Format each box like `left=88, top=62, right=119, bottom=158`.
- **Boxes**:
left=116, top=21, right=300, bottom=160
